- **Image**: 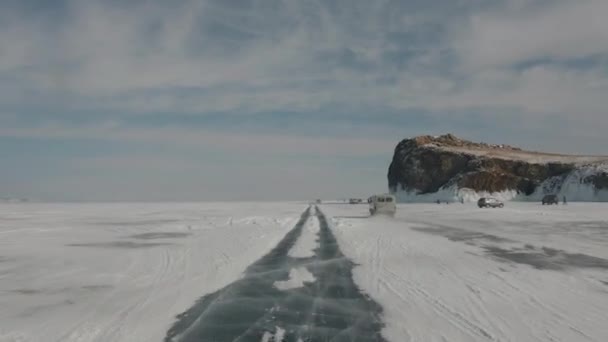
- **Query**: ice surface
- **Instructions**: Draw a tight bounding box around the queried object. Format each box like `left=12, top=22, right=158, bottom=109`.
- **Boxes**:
left=164, top=207, right=386, bottom=342
left=323, top=202, right=608, bottom=342
left=0, top=202, right=303, bottom=342
left=3, top=201, right=607, bottom=342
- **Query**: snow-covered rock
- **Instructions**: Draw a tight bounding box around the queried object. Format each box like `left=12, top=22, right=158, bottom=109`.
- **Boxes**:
left=531, top=162, right=608, bottom=202
left=395, top=186, right=520, bottom=203
left=389, top=134, right=608, bottom=202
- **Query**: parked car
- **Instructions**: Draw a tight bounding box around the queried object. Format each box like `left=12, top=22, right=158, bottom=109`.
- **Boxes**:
left=477, top=197, right=504, bottom=208
left=368, top=194, right=396, bottom=216
left=542, top=194, right=559, bottom=205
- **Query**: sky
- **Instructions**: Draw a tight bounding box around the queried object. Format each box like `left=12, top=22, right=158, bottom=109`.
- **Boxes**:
left=1, top=0, right=607, bottom=201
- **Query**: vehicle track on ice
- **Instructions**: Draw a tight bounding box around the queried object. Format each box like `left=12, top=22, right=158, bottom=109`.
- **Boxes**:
left=165, top=206, right=386, bottom=342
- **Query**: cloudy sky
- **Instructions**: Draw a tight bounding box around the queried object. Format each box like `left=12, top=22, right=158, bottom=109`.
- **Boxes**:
left=1, top=0, right=607, bottom=201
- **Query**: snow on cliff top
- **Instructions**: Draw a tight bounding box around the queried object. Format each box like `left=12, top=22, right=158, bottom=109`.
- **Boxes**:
left=414, top=134, right=608, bottom=164
left=437, top=145, right=608, bottom=164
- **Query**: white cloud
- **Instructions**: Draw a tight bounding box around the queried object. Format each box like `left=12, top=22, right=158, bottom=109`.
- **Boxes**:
left=417, top=66, right=608, bottom=117
left=2, top=0, right=608, bottom=200
left=0, top=121, right=395, bottom=157
left=0, top=0, right=607, bottom=147
left=0, top=0, right=606, bottom=121
left=456, top=0, right=608, bottom=70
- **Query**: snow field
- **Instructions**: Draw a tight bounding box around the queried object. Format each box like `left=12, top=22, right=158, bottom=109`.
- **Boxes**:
left=323, top=203, right=608, bottom=342
left=0, top=202, right=304, bottom=342
left=3, top=202, right=607, bottom=342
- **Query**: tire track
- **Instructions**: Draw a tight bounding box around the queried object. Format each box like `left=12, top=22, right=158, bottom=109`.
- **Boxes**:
left=164, top=206, right=386, bottom=342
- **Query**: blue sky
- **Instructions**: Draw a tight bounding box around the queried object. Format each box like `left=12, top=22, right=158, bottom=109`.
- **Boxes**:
left=1, top=0, right=607, bottom=201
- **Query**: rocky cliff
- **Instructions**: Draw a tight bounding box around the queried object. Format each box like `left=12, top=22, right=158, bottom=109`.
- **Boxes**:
left=388, top=134, right=608, bottom=202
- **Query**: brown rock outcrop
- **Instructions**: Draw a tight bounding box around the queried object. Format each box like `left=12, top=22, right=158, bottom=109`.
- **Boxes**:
left=388, top=134, right=605, bottom=197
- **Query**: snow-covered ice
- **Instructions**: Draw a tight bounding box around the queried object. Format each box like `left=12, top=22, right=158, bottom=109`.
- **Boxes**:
left=287, top=214, right=320, bottom=258
left=260, top=326, right=285, bottom=342
left=0, top=202, right=303, bottom=342
left=323, top=202, right=608, bottom=342
left=273, top=267, right=316, bottom=290
left=2, top=201, right=607, bottom=342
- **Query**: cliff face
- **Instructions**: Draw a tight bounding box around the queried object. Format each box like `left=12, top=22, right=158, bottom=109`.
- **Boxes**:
left=388, top=134, right=608, bottom=202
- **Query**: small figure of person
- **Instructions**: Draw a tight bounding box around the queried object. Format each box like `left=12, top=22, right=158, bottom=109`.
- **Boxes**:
left=563, top=196, right=567, bottom=205
left=436, top=199, right=441, bottom=204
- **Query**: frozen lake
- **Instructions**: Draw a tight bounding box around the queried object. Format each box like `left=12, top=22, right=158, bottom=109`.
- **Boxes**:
left=1, top=202, right=607, bottom=341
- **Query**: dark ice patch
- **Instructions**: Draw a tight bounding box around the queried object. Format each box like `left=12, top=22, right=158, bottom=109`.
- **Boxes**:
left=12, top=285, right=112, bottom=295
left=18, top=300, right=76, bottom=318
left=563, top=221, right=608, bottom=230
left=165, top=207, right=386, bottom=342
left=491, top=220, right=608, bottom=235
left=129, top=232, right=191, bottom=240
left=67, top=241, right=173, bottom=249
left=483, top=246, right=608, bottom=270
left=13, top=289, right=42, bottom=295
left=81, top=284, right=113, bottom=291
left=94, top=219, right=180, bottom=226
left=412, top=225, right=513, bottom=244
left=333, top=215, right=371, bottom=219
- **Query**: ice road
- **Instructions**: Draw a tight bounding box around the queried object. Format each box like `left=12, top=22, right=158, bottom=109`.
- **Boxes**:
left=1, top=202, right=607, bottom=342
left=165, top=207, right=384, bottom=342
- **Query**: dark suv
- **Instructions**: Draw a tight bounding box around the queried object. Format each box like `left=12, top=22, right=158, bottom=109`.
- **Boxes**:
left=477, top=197, right=504, bottom=208
left=542, top=194, right=559, bottom=205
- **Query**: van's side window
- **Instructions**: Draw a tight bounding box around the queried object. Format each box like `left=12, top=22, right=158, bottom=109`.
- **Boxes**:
left=385, top=197, right=393, bottom=202
left=378, top=198, right=385, bottom=202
